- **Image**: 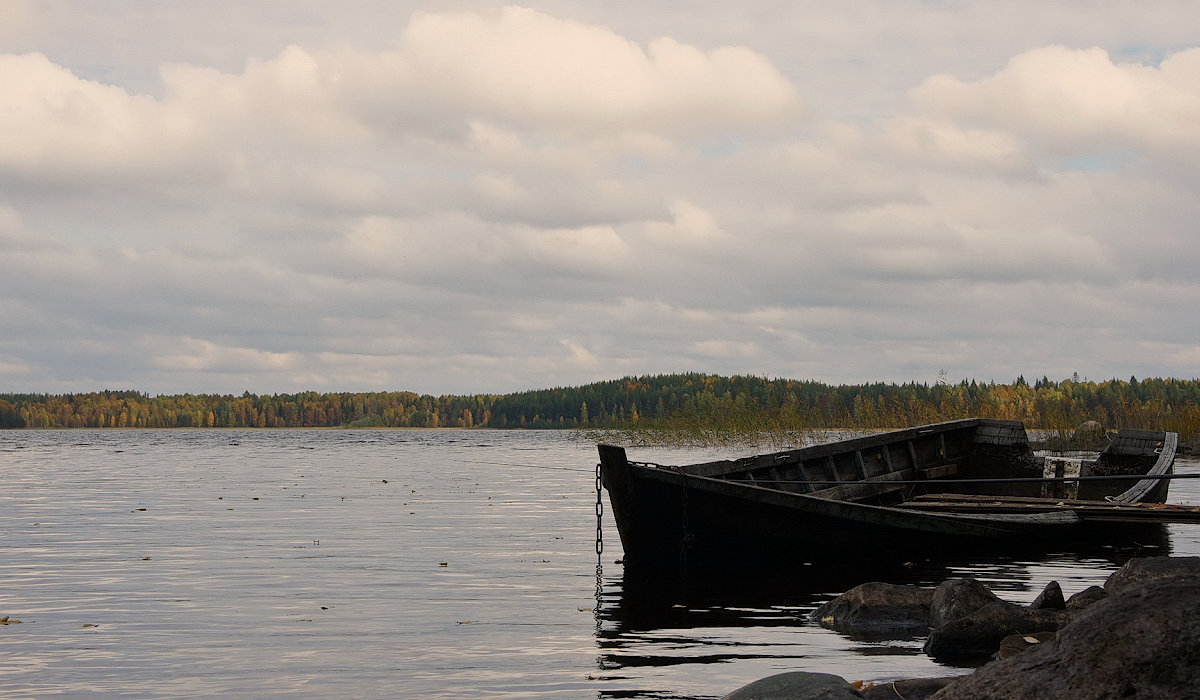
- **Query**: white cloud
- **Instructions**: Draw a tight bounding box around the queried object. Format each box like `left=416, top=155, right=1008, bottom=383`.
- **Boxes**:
left=833, top=201, right=1117, bottom=282
left=561, top=339, right=600, bottom=368
left=149, top=337, right=300, bottom=373
left=868, top=118, right=1031, bottom=173
left=641, top=200, right=728, bottom=247
left=0, top=7, right=802, bottom=218
left=0, top=53, right=201, bottom=179
left=914, top=45, right=1200, bottom=157
left=383, top=6, right=801, bottom=134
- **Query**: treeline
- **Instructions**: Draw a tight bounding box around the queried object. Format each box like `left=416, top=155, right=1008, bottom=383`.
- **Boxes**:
left=1, top=374, right=1199, bottom=440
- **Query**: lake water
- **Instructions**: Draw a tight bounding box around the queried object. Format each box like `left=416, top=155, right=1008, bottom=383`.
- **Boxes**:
left=1, top=430, right=1197, bottom=698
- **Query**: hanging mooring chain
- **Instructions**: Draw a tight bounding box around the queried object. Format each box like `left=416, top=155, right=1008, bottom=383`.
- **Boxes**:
left=595, top=462, right=604, bottom=557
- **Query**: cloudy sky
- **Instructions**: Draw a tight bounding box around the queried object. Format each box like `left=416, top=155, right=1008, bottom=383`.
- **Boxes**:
left=2, top=2, right=1198, bottom=396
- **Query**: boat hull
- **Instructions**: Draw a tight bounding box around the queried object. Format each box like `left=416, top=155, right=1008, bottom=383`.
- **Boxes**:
left=598, top=419, right=1179, bottom=576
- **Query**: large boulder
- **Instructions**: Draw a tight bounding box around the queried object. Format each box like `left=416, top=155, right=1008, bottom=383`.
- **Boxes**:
left=924, top=601, right=1072, bottom=661
left=721, top=671, right=863, bottom=699
left=1104, top=556, right=1200, bottom=594
left=929, top=576, right=1200, bottom=698
left=928, top=577, right=1001, bottom=628
left=811, top=582, right=934, bottom=636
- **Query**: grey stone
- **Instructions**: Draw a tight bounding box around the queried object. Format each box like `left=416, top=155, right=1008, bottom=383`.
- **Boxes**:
left=1028, top=580, right=1065, bottom=610
left=1104, top=555, right=1200, bottom=594
left=811, top=582, right=933, bottom=635
left=928, top=577, right=1000, bottom=628
left=1064, top=585, right=1107, bottom=611
left=722, top=671, right=863, bottom=699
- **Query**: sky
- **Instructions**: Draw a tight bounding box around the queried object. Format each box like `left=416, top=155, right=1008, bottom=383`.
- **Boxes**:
left=1, top=1, right=1198, bottom=396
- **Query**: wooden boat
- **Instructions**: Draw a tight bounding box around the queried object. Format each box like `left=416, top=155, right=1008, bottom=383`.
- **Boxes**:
left=598, top=419, right=1183, bottom=574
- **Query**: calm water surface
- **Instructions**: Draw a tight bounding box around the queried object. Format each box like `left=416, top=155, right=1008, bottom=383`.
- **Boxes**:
left=1, top=430, right=1197, bottom=698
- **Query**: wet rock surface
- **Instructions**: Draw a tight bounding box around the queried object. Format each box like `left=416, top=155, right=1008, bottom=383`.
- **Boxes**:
left=928, top=577, right=1001, bottom=628
left=810, top=582, right=934, bottom=635
left=1028, top=580, right=1065, bottom=610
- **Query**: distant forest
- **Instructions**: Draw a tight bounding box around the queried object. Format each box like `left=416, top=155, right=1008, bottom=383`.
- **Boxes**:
left=2, top=373, right=1199, bottom=439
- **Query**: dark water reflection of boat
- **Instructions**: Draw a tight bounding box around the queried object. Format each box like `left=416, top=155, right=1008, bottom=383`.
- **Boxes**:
left=600, top=523, right=1169, bottom=622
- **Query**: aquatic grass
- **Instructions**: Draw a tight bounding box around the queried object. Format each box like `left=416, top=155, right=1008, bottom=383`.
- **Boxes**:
left=587, top=393, right=1200, bottom=449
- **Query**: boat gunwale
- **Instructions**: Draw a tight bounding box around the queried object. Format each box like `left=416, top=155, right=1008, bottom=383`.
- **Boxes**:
left=675, top=418, right=1000, bottom=479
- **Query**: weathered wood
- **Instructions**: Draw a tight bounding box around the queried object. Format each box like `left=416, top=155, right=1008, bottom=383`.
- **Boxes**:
left=807, top=468, right=919, bottom=500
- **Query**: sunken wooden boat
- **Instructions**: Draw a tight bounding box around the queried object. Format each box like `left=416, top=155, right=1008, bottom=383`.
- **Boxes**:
left=599, top=419, right=1182, bottom=573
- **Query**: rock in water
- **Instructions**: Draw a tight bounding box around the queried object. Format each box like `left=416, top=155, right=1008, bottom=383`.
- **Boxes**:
left=929, top=577, right=1200, bottom=698
left=1028, top=580, right=1065, bottom=610
left=721, top=671, right=863, bottom=699
left=924, top=601, right=1071, bottom=661
left=810, top=582, right=933, bottom=635
left=928, top=577, right=1001, bottom=628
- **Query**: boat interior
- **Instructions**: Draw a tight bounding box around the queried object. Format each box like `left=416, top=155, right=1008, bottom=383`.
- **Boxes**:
left=675, top=419, right=1173, bottom=508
